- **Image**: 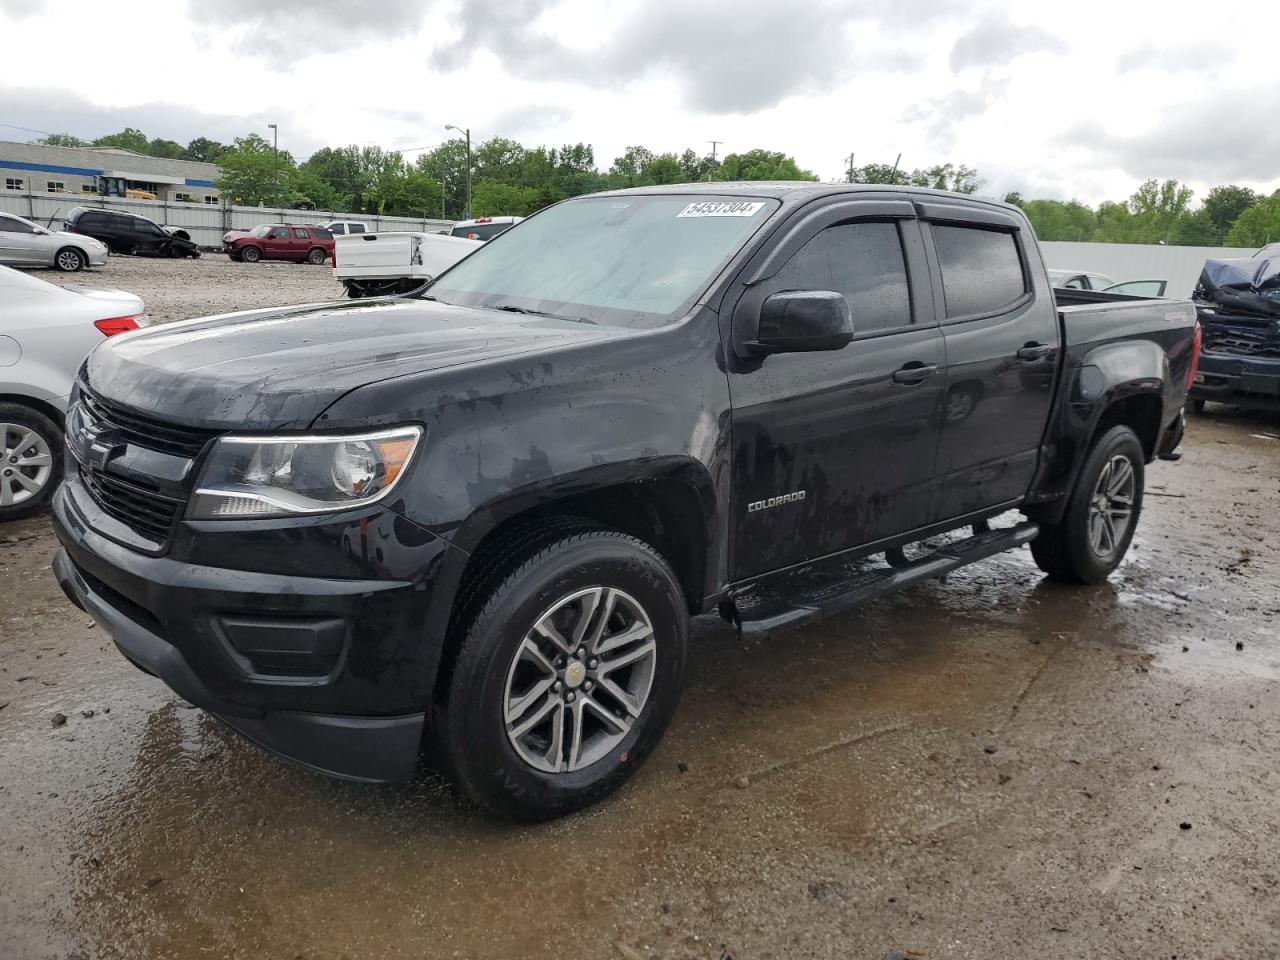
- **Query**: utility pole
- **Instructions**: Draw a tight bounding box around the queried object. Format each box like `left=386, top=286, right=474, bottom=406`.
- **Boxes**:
left=890, top=152, right=902, bottom=184
left=845, top=152, right=855, bottom=183
left=706, top=140, right=723, bottom=181
left=267, top=123, right=279, bottom=207
left=445, top=124, right=472, bottom=219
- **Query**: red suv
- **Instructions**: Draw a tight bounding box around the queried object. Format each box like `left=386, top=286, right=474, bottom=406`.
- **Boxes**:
left=224, top=224, right=335, bottom=265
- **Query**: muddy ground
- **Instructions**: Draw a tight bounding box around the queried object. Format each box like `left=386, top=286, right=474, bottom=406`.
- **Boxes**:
left=2, top=257, right=1280, bottom=959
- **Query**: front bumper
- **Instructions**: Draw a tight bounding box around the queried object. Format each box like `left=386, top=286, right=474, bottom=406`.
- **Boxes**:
left=84, top=245, right=108, bottom=267
left=1190, top=353, right=1280, bottom=411
left=51, top=475, right=465, bottom=782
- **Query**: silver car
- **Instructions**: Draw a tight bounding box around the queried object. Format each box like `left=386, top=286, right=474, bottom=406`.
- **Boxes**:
left=0, top=265, right=148, bottom=520
left=0, top=211, right=109, bottom=272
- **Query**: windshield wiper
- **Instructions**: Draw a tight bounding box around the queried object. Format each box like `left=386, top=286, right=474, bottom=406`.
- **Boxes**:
left=490, top=304, right=596, bottom=324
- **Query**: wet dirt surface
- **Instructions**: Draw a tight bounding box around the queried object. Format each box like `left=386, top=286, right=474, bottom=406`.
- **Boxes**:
left=2, top=261, right=1279, bottom=958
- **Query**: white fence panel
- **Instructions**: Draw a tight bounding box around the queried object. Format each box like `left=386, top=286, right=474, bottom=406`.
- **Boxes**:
left=1039, top=241, right=1260, bottom=298
left=0, top=191, right=453, bottom=248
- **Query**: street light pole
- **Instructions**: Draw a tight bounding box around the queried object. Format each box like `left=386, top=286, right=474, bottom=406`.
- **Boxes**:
left=267, top=123, right=279, bottom=208
left=445, top=124, right=471, bottom=220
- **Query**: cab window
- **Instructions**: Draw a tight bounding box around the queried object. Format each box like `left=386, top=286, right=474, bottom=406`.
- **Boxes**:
left=770, top=221, right=913, bottom=333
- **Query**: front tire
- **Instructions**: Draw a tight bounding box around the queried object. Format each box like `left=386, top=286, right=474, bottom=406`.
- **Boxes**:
left=1031, top=424, right=1144, bottom=584
left=241, top=246, right=262, bottom=263
left=0, top=404, right=63, bottom=522
left=439, top=525, right=688, bottom=821
left=54, top=247, right=87, bottom=272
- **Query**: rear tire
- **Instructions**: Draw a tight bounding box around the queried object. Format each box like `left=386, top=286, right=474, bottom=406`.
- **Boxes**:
left=307, top=247, right=326, bottom=265
left=0, top=404, right=63, bottom=522
left=54, top=247, right=87, bottom=272
left=1031, top=425, right=1144, bottom=584
left=439, top=525, right=688, bottom=821
left=1188, top=398, right=1206, bottom=414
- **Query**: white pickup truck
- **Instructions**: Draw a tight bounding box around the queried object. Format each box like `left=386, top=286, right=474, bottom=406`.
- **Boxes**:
left=332, top=232, right=481, bottom=298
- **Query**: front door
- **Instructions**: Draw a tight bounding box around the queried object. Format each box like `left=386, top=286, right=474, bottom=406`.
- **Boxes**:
left=0, top=214, right=38, bottom=264
left=727, top=201, right=946, bottom=579
left=919, top=208, right=1061, bottom=520
left=263, top=226, right=293, bottom=259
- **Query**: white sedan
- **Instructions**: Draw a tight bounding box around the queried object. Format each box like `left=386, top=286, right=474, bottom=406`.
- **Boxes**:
left=0, top=265, right=148, bottom=520
left=0, top=210, right=109, bottom=272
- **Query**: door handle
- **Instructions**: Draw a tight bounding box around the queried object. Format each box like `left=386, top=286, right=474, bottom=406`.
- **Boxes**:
left=1017, top=343, right=1052, bottom=361
left=892, top=362, right=940, bottom=385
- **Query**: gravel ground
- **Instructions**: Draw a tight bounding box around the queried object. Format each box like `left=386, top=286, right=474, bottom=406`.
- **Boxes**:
left=54, top=250, right=345, bottom=323
left=2, top=258, right=1279, bottom=958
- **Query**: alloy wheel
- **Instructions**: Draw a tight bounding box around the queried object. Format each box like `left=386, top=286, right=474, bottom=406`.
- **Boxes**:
left=1087, top=454, right=1135, bottom=558
left=0, top=423, right=54, bottom=508
left=503, top=587, right=657, bottom=774
left=56, top=249, right=82, bottom=271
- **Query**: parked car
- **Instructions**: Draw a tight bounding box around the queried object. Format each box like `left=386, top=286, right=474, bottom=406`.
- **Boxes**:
left=51, top=184, right=1197, bottom=820
left=64, top=207, right=201, bottom=259
left=1049, top=271, right=1168, bottom=298
left=1048, top=269, right=1115, bottom=291
left=0, top=211, right=108, bottom=272
left=1103, top=279, right=1168, bottom=297
left=0, top=265, right=148, bottom=520
left=1188, top=255, right=1280, bottom=412
left=333, top=231, right=481, bottom=297
left=224, top=224, right=335, bottom=264
left=318, top=220, right=369, bottom=237
left=449, top=215, right=523, bottom=241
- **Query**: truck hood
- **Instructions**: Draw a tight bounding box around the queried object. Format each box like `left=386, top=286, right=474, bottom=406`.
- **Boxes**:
left=83, top=298, right=619, bottom=430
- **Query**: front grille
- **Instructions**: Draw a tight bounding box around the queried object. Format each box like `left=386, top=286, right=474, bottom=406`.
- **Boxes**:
left=79, top=389, right=221, bottom=459
left=79, top=468, right=183, bottom=544
left=1203, top=319, right=1280, bottom=359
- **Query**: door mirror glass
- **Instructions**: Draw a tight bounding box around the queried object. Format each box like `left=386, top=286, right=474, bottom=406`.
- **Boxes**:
left=743, top=290, right=855, bottom=355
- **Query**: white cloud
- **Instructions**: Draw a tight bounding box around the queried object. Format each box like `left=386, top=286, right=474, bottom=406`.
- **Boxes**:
left=0, top=0, right=1276, bottom=206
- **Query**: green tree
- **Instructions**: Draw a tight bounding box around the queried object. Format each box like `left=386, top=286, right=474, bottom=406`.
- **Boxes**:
left=92, top=127, right=150, bottom=153
left=1225, top=191, right=1280, bottom=248
left=1168, top=209, right=1221, bottom=246
left=1202, top=185, right=1259, bottom=237
left=716, top=149, right=817, bottom=181
left=911, top=163, right=983, bottom=194
left=147, top=138, right=184, bottom=160
left=1021, top=199, right=1097, bottom=241
left=471, top=180, right=540, bottom=218
left=1093, top=180, right=1194, bottom=244
left=183, top=137, right=226, bottom=163
left=608, top=146, right=657, bottom=187
left=39, top=133, right=88, bottom=148
left=849, top=161, right=981, bottom=193
left=216, top=134, right=292, bottom=206
left=287, top=167, right=341, bottom=212
left=1003, top=191, right=1024, bottom=207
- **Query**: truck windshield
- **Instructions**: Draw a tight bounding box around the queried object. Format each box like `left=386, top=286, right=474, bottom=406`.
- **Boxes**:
left=429, top=195, right=778, bottom=327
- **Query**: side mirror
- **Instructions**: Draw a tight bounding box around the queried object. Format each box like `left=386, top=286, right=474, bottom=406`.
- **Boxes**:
left=741, top=290, right=855, bottom=356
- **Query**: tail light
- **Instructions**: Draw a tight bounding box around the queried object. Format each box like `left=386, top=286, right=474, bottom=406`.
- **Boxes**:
left=1186, top=321, right=1202, bottom=390
left=94, top=313, right=147, bottom=337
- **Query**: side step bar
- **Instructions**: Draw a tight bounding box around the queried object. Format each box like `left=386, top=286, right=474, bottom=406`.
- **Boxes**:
left=733, top=521, right=1040, bottom=636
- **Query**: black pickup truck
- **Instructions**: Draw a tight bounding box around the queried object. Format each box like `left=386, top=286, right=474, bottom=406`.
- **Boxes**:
left=51, top=184, right=1200, bottom=820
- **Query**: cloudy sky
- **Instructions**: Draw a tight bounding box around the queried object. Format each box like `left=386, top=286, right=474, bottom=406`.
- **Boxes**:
left=1, top=0, right=1276, bottom=206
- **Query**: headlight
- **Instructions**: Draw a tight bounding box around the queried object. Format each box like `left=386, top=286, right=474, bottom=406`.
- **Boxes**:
left=188, top=426, right=422, bottom=519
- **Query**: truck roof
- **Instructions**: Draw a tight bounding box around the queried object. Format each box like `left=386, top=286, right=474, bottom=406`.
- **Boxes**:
left=595, top=181, right=1020, bottom=215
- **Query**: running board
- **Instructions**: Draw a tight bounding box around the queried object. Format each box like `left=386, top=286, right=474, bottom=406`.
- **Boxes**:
left=732, top=521, right=1040, bottom=636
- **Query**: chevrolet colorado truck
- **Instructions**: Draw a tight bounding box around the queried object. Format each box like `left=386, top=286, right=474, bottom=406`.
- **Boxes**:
left=51, top=184, right=1199, bottom=821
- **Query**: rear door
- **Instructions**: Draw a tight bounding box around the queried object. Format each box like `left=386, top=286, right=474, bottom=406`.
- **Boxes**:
left=919, top=202, right=1061, bottom=521
left=727, top=198, right=946, bottom=578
